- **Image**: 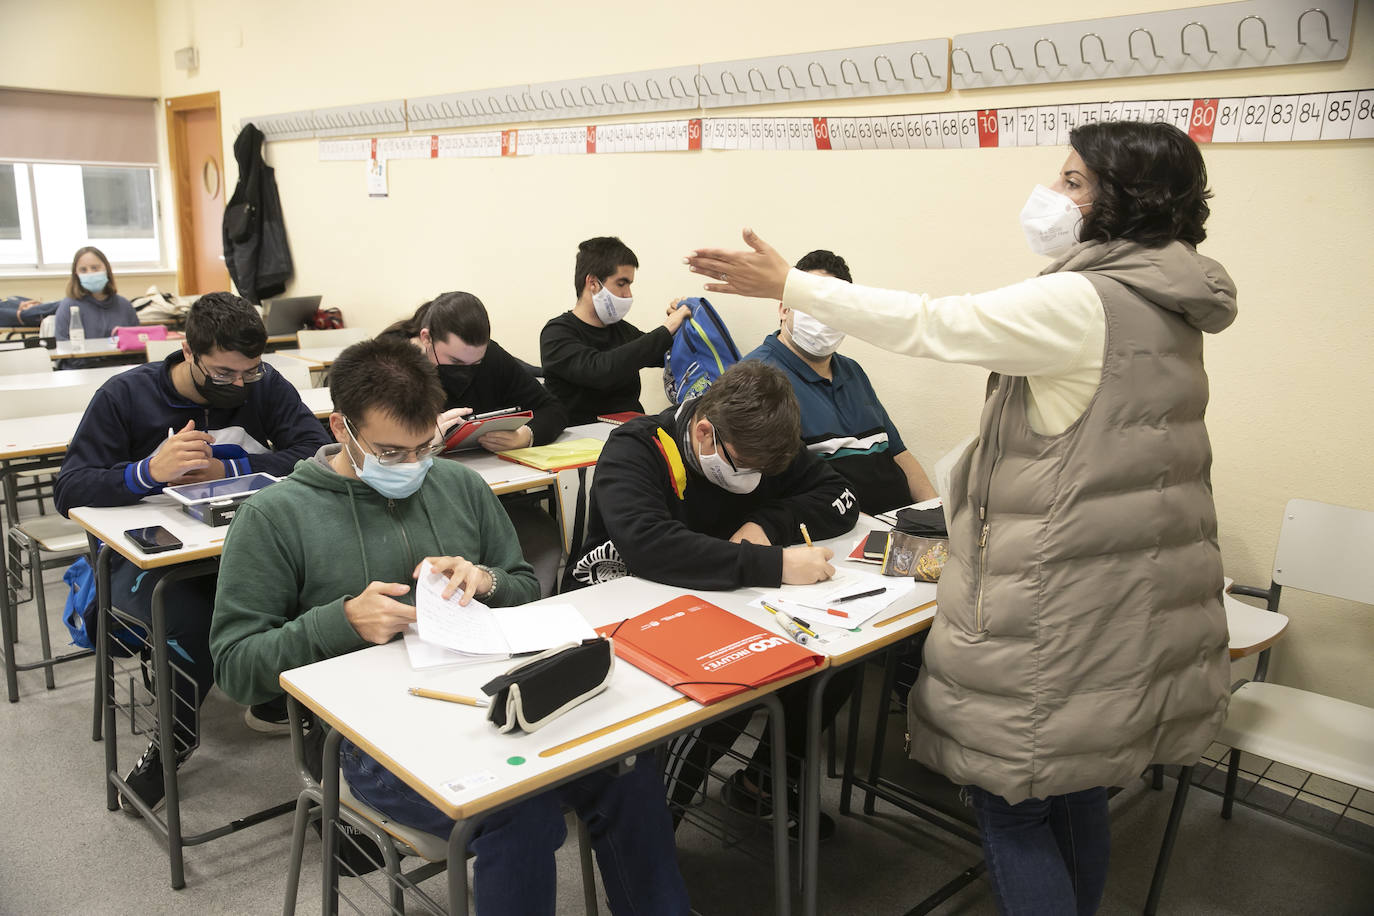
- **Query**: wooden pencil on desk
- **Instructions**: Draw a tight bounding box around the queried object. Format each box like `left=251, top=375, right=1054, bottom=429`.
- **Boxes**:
left=407, top=687, right=489, bottom=707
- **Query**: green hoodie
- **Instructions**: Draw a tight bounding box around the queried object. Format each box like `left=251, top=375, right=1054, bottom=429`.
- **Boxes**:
left=210, top=445, right=540, bottom=705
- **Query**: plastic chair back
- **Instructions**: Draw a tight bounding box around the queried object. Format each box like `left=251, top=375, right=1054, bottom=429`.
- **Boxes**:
left=1273, top=499, right=1374, bottom=605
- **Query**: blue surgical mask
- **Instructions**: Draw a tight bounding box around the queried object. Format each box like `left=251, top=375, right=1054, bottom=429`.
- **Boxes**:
left=343, top=426, right=432, bottom=499
left=78, top=272, right=108, bottom=294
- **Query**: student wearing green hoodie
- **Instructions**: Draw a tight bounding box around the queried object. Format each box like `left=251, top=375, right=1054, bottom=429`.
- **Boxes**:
left=210, top=336, right=688, bottom=914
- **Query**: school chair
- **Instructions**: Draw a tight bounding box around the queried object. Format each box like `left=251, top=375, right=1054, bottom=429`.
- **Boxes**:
left=1144, top=498, right=1374, bottom=915
left=0, top=347, right=52, bottom=374
left=295, top=327, right=368, bottom=349
left=282, top=698, right=599, bottom=915
left=144, top=338, right=182, bottom=362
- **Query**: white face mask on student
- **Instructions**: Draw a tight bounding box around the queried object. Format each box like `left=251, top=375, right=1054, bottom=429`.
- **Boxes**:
left=698, top=428, right=762, bottom=494
left=591, top=283, right=634, bottom=324
left=788, top=310, right=845, bottom=358
left=1019, top=184, right=1090, bottom=258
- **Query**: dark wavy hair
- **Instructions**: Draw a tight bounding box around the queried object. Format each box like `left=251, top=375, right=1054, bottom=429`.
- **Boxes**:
left=331, top=336, right=444, bottom=433
left=573, top=236, right=638, bottom=297
left=185, top=291, right=266, bottom=358
left=695, top=361, right=801, bottom=476
left=795, top=249, right=853, bottom=282
left=1070, top=121, right=1212, bottom=247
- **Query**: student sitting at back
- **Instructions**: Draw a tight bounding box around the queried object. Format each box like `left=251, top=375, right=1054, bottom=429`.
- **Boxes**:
left=540, top=235, right=692, bottom=425
left=210, top=337, right=690, bottom=914
left=54, top=246, right=140, bottom=367
left=744, top=249, right=936, bottom=515
left=0, top=296, right=60, bottom=326
left=379, top=291, right=568, bottom=450
left=54, top=291, right=329, bottom=814
left=563, top=360, right=860, bottom=837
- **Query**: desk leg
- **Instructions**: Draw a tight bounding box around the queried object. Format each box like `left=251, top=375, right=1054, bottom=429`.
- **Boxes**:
left=97, top=547, right=118, bottom=808
left=757, top=693, right=792, bottom=916
left=149, top=572, right=184, bottom=890
left=445, top=817, right=483, bottom=916
left=320, top=728, right=343, bottom=916
left=802, top=667, right=837, bottom=916
left=1, top=471, right=17, bottom=704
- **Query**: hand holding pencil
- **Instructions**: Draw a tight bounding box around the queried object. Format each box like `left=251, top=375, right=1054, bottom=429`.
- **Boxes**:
left=781, top=523, right=834, bottom=585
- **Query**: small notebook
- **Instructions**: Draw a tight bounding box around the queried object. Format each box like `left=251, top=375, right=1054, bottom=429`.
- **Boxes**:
left=497, top=438, right=604, bottom=471
left=597, top=411, right=643, bottom=425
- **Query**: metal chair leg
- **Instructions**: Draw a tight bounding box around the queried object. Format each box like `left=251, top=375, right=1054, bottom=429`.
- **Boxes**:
left=839, top=665, right=866, bottom=816
left=863, top=647, right=902, bottom=815
left=1150, top=763, right=1164, bottom=791
left=1221, top=748, right=1241, bottom=819
left=29, top=542, right=56, bottom=691
left=577, top=815, right=599, bottom=915
left=1144, top=765, right=1194, bottom=916
left=282, top=791, right=316, bottom=916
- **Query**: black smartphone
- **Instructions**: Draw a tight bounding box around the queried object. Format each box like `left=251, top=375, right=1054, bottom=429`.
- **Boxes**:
left=125, top=525, right=183, bottom=554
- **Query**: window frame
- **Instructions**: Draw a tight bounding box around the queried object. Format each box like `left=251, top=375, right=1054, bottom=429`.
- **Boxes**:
left=0, top=158, right=168, bottom=273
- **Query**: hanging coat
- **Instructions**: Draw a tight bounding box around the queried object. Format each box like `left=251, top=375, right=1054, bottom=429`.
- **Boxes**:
left=223, top=122, right=293, bottom=303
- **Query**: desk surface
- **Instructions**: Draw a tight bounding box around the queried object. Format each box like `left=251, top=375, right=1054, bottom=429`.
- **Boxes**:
left=286, top=346, right=346, bottom=367
left=0, top=411, right=86, bottom=460
left=266, top=349, right=326, bottom=369
left=51, top=339, right=132, bottom=360
left=69, top=496, right=229, bottom=569
left=0, top=364, right=133, bottom=391
left=0, top=325, right=41, bottom=336
left=280, top=515, right=934, bottom=822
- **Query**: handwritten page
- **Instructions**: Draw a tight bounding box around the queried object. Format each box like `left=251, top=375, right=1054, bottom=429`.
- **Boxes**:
left=414, top=564, right=507, bottom=655
left=752, top=570, right=917, bottom=629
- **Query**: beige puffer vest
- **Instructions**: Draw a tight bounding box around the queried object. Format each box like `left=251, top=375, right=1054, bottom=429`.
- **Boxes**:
left=909, top=239, right=1236, bottom=804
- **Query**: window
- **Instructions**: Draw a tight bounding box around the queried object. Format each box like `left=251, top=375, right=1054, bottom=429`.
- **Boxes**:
left=0, top=161, right=161, bottom=268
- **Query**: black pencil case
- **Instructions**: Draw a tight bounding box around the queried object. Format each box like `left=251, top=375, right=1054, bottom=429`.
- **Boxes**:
left=481, top=637, right=615, bottom=734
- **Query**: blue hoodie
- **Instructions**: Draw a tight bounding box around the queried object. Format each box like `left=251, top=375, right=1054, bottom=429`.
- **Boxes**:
left=55, top=351, right=330, bottom=513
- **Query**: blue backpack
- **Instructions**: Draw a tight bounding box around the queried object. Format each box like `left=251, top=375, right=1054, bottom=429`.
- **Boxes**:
left=663, top=297, right=741, bottom=405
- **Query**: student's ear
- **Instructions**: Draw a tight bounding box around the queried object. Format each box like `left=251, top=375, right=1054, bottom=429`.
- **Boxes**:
left=328, top=412, right=348, bottom=444
left=180, top=341, right=193, bottom=361
left=584, top=274, right=600, bottom=295
left=692, top=417, right=714, bottom=453
left=778, top=304, right=788, bottom=327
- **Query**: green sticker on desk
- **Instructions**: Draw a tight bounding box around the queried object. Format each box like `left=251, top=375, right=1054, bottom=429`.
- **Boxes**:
left=507, top=755, right=526, bottom=766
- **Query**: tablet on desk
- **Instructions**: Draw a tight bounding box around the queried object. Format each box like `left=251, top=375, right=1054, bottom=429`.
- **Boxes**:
left=443, top=408, right=533, bottom=452
left=164, top=472, right=280, bottom=506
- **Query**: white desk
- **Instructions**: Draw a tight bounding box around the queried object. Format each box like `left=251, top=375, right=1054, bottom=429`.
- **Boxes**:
left=296, top=386, right=334, bottom=419
left=284, top=346, right=345, bottom=368
left=51, top=339, right=132, bottom=360
left=265, top=348, right=327, bottom=370
left=0, top=364, right=133, bottom=391
left=282, top=575, right=800, bottom=915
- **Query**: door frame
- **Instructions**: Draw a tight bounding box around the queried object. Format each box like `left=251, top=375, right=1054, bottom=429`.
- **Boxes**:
left=165, top=91, right=224, bottom=296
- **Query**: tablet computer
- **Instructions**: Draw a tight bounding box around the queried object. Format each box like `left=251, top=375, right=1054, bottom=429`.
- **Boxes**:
left=164, top=472, right=280, bottom=507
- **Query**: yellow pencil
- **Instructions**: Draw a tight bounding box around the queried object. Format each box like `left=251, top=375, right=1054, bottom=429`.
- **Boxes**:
left=800, top=523, right=814, bottom=547
left=407, top=687, right=489, bottom=707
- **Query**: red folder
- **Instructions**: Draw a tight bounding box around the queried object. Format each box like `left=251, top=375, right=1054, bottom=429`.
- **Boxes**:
left=596, top=411, right=644, bottom=425
left=597, top=595, right=824, bottom=704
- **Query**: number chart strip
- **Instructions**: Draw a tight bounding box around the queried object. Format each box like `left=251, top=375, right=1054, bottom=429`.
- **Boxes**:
left=318, top=90, right=1374, bottom=161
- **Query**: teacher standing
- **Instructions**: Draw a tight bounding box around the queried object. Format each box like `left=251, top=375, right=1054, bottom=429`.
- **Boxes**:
left=687, top=120, right=1235, bottom=916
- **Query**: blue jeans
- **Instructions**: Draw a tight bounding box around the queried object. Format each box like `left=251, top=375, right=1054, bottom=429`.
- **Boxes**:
left=968, top=785, right=1110, bottom=916
left=340, top=740, right=689, bottom=915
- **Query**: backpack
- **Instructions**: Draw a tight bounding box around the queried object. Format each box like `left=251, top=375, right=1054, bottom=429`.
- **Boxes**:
left=62, top=556, right=146, bottom=656
left=310, top=306, right=344, bottom=330
left=662, top=297, right=741, bottom=405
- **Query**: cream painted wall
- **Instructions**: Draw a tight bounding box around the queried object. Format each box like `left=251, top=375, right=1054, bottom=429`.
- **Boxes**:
left=0, top=0, right=160, bottom=97
left=0, top=271, right=179, bottom=304
left=142, top=0, right=1372, bottom=705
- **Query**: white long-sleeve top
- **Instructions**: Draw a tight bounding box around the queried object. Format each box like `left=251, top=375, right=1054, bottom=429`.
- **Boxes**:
left=782, top=268, right=1106, bottom=436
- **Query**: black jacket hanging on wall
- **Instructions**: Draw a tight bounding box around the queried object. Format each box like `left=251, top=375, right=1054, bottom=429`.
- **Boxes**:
left=223, top=123, right=293, bottom=303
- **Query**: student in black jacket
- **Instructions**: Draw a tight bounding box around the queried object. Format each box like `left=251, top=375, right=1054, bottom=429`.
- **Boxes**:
left=379, top=292, right=567, bottom=450
left=539, top=236, right=693, bottom=425
left=563, top=360, right=860, bottom=837
left=54, top=292, right=329, bottom=815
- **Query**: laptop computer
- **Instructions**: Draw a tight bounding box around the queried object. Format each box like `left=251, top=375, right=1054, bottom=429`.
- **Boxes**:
left=262, top=295, right=323, bottom=335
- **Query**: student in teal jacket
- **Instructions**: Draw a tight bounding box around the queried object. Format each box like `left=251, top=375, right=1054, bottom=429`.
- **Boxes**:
left=210, top=336, right=689, bottom=914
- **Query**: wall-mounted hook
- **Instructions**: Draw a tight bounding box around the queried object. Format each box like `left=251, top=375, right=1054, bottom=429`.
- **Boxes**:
left=1128, top=27, right=1164, bottom=61
left=623, top=81, right=643, bottom=103
left=600, top=82, right=620, bottom=103
left=1033, top=37, right=1065, bottom=69
left=669, top=75, right=689, bottom=98
left=990, top=42, right=1022, bottom=73
left=560, top=88, right=577, bottom=108
left=1297, top=8, right=1335, bottom=45
left=720, top=71, right=744, bottom=95
left=1237, top=14, right=1275, bottom=51
left=1180, top=21, right=1216, bottom=57
left=873, top=54, right=898, bottom=82
left=839, top=57, right=868, bottom=85
left=440, top=102, right=456, bottom=119
left=910, top=50, right=939, bottom=80
left=747, top=67, right=769, bottom=92
left=1079, top=32, right=1115, bottom=64
left=540, top=89, right=559, bottom=109
left=470, top=99, right=490, bottom=116
left=951, top=46, right=980, bottom=76
left=521, top=91, right=538, bottom=111
left=645, top=79, right=664, bottom=101
left=777, top=64, right=801, bottom=90
left=580, top=86, right=598, bottom=106
left=456, top=100, right=473, bottom=118
left=505, top=93, right=524, bottom=113
left=693, top=73, right=717, bottom=96
left=807, top=60, right=836, bottom=88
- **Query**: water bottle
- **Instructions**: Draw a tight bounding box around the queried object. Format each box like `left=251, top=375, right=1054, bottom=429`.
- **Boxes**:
left=68, top=306, right=85, bottom=342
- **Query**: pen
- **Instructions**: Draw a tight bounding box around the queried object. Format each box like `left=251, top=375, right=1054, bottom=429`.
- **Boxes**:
left=838, top=587, right=887, bottom=603
left=761, top=601, right=812, bottom=645
left=799, top=523, right=813, bottom=547
left=407, top=687, right=490, bottom=707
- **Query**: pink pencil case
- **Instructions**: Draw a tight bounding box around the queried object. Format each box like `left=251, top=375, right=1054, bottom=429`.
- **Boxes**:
left=113, top=325, right=168, bottom=350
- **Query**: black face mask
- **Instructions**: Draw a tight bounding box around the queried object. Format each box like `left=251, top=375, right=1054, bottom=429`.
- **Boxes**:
left=436, top=363, right=479, bottom=395
left=192, top=361, right=249, bottom=409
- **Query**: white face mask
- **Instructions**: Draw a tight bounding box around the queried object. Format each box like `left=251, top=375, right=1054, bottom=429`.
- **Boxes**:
left=1019, top=184, right=1089, bottom=257
left=699, top=428, right=762, bottom=494
left=788, top=309, right=845, bottom=358
left=591, top=283, right=634, bottom=324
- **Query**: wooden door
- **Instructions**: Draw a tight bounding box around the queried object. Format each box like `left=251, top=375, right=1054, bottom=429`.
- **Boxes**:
left=166, top=92, right=232, bottom=295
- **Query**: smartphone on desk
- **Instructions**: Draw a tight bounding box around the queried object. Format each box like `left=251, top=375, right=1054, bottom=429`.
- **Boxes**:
left=125, top=525, right=183, bottom=554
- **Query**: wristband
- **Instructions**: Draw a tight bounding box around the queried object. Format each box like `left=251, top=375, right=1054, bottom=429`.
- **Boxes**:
left=475, top=565, right=498, bottom=601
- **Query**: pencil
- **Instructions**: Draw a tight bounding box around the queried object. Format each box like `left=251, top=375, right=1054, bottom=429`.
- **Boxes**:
left=407, top=687, right=489, bottom=707
left=800, top=523, right=813, bottom=547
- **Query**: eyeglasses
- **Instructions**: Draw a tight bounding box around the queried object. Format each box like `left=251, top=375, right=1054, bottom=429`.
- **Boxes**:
left=345, top=417, right=445, bottom=466
left=195, top=357, right=267, bottom=385
left=710, top=421, right=745, bottom=471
